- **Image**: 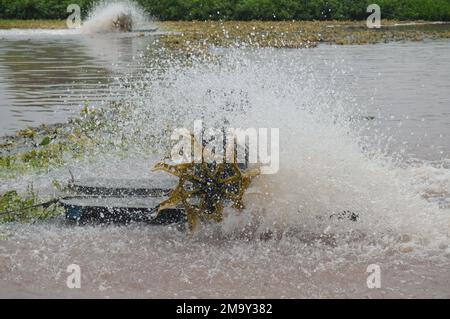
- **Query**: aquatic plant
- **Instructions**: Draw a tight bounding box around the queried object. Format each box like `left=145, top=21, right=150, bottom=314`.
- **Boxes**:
left=0, top=186, right=62, bottom=224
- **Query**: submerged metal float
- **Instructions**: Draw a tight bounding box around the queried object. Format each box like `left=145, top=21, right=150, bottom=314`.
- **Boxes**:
left=62, top=177, right=184, bottom=225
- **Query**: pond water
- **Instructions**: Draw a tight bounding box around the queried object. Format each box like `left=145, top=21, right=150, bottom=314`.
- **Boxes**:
left=0, top=30, right=449, bottom=298
left=0, top=31, right=158, bottom=135
left=1, top=34, right=449, bottom=161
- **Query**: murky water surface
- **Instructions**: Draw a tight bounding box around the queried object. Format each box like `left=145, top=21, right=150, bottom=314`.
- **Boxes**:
left=1, top=36, right=449, bottom=160
left=0, top=29, right=449, bottom=298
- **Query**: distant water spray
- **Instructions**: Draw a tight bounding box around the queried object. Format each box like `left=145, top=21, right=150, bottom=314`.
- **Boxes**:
left=81, top=0, right=151, bottom=33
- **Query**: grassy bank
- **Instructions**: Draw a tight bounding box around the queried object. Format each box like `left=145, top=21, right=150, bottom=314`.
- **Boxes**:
left=1, top=0, right=450, bottom=21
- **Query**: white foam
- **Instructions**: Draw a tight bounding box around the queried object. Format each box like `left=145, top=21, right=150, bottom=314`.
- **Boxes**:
left=105, top=47, right=450, bottom=246
left=81, top=0, right=152, bottom=34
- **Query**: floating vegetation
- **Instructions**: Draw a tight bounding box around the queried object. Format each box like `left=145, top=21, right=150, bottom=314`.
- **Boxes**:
left=1, top=135, right=69, bottom=176
left=20, top=143, right=66, bottom=169
left=0, top=98, right=174, bottom=180
left=0, top=186, right=63, bottom=224
left=157, top=20, right=450, bottom=51
left=16, top=128, right=37, bottom=139
left=0, top=105, right=108, bottom=177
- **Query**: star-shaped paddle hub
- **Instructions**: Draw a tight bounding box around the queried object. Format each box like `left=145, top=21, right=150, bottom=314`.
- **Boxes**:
left=153, top=154, right=260, bottom=231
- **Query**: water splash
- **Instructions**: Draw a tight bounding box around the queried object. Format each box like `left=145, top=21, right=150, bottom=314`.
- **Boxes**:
left=87, top=46, right=449, bottom=249
left=0, top=1, right=154, bottom=38
left=81, top=0, right=152, bottom=33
